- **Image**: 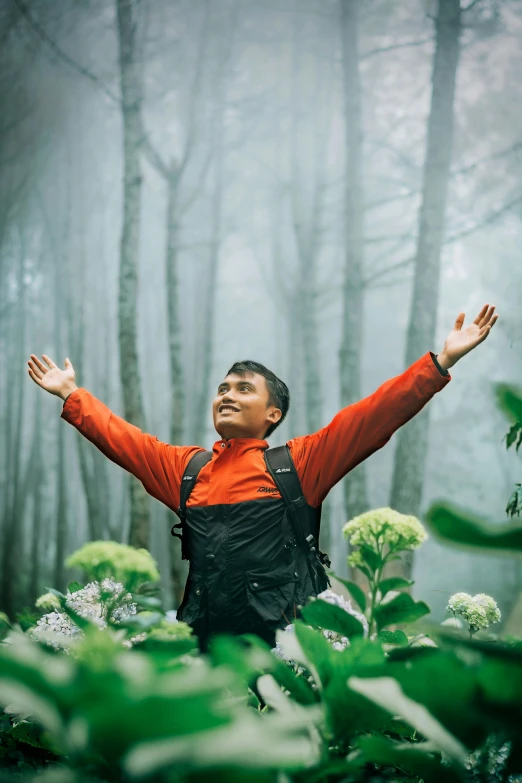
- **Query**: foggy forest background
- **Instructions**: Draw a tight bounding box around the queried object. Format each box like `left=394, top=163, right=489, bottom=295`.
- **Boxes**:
left=1, top=0, right=521, bottom=629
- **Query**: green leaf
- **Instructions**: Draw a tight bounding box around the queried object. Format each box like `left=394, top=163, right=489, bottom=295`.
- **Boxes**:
left=505, top=422, right=522, bottom=450
left=131, top=594, right=163, bottom=611
left=495, top=383, right=522, bottom=424
left=63, top=603, right=98, bottom=631
left=330, top=573, right=367, bottom=612
left=117, top=612, right=163, bottom=632
left=67, top=582, right=83, bottom=594
left=378, top=629, right=409, bottom=646
left=301, top=598, right=365, bottom=639
left=426, top=500, right=522, bottom=554
left=379, top=577, right=413, bottom=596
left=506, top=484, right=522, bottom=518
left=359, top=544, right=381, bottom=572
left=356, top=735, right=463, bottom=783
left=374, top=593, right=430, bottom=632
left=348, top=676, right=468, bottom=765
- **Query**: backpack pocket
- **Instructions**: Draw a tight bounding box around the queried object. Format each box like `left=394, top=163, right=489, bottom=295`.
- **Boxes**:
left=245, top=567, right=297, bottom=629
left=177, top=571, right=205, bottom=626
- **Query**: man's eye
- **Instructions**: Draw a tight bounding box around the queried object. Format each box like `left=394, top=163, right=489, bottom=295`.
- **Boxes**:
left=241, top=386, right=250, bottom=392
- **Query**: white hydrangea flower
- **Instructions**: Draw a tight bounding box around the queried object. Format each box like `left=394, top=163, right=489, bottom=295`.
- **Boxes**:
left=35, top=592, right=62, bottom=612
left=447, top=592, right=501, bottom=633
left=30, top=579, right=138, bottom=652
left=343, top=507, right=427, bottom=552
left=30, top=611, right=83, bottom=651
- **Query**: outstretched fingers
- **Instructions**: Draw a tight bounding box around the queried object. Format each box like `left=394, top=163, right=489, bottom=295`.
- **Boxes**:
left=476, top=304, right=496, bottom=328
left=29, top=354, right=49, bottom=375
left=454, top=312, right=465, bottom=331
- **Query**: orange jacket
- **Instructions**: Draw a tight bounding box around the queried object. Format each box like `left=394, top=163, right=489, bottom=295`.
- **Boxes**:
left=61, top=352, right=451, bottom=512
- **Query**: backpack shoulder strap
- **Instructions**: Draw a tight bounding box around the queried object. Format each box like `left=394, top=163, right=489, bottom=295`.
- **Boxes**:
left=264, top=444, right=304, bottom=506
left=265, top=445, right=331, bottom=592
left=178, top=449, right=213, bottom=517
left=171, top=449, right=212, bottom=558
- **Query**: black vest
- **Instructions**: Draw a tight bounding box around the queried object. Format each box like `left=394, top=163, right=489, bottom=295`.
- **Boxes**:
left=172, top=446, right=330, bottom=649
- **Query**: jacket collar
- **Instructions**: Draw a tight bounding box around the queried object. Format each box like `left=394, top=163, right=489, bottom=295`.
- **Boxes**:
left=212, top=438, right=269, bottom=456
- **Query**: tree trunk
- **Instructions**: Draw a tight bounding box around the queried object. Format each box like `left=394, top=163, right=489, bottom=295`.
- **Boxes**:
left=389, top=0, right=462, bottom=579
left=340, top=0, right=369, bottom=542
left=29, top=390, right=43, bottom=604
left=0, top=245, right=26, bottom=617
left=116, top=0, right=150, bottom=549
left=164, top=171, right=188, bottom=603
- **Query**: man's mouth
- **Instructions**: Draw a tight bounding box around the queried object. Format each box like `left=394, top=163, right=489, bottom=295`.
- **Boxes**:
left=219, top=405, right=239, bottom=413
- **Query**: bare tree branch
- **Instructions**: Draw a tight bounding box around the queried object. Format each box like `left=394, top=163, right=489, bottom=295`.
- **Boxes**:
left=365, top=140, right=522, bottom=212
left=141, top=133, right=171, bottom=180
left=12, top=0, right=119, bottom=104
left=461, top=0, right=482, bottom=12
left=360, top=37, right=434, bottom=59
left=363, top=191, right=522, bottom=288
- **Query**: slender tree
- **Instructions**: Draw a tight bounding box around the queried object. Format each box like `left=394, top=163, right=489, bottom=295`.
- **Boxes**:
left=116, top=0, right=150, bottom=549
left=339, top=0, right=369, bottom=537
left=389, top=0, right=462, bottom=578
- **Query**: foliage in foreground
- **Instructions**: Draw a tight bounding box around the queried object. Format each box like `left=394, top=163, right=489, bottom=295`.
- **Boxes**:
left=0, top=384, right=521, bottom=782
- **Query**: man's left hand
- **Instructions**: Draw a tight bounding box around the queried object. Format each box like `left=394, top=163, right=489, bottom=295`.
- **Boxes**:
left=437, top=304, right=498, bottom=370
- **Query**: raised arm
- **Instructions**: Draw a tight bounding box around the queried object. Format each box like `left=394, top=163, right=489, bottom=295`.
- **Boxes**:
left=28, top=354, right=201, bottom=512
left=289, top=304, right=498, bottom=507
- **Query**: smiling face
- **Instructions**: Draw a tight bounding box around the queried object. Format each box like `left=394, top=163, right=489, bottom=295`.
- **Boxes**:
left=212, top=371, right=283, bottom=441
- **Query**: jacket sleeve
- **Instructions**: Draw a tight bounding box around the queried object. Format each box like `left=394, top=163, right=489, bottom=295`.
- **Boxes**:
left=61, top=388, right=204, bottom=513
left=287, top=351, right=451, bottom=508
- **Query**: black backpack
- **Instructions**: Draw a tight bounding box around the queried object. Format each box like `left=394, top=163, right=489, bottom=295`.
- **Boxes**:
left=171, top=445, right=331, bottom=594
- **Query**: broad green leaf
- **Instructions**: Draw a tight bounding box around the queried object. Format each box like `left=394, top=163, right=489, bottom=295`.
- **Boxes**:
left=348, top=676, right=468, bottom=765
left=356, top=735, right=463, bottom=783
left=330, top=573, right=367, bottom=612
left=379, top=577, right=413, bottom=596
left=495, top=382, right=522, bottom=424
left=378, top=629, right=408, bottom=646
left=123, top=711, right=320, bottom=775
left=0, top=679, right=64, bottom=742
left=359, top=544, right=381, bottom=572
left=374, top=592, right=430, bottom=632
left=301, top=598, right=365, bottom=638
left=117, top=612, right=163, bottom=632
left=426, top=500, right=522, bottom=554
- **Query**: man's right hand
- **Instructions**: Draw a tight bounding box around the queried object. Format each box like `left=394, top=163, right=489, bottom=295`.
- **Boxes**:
left=28, top=354, right=78, bottom=401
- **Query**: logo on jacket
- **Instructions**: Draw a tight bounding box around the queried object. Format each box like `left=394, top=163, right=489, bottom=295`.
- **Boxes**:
left=257, top=486, right=279, bottom=494
left=275, top=467, right=291, bottom=473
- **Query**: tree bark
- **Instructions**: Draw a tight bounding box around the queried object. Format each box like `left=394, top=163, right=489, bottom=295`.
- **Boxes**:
left=0, top=243, right=26, bottom=617
left=116, top=0, right=150, bottom=549
left=389, top=0, right=462, bottom=579
left=340, top=0, right=369, bottom=539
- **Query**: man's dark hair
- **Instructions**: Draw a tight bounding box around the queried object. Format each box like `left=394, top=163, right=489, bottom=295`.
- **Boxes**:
left=225, top=360, right=290, bottom=438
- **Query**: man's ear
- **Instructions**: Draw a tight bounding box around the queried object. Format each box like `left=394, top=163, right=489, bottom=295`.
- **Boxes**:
left=268, top=407, right=282, bottom=424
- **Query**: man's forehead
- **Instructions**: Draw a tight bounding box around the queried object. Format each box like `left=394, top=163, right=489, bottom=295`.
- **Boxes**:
left=221, top=371, right=266, bottom=388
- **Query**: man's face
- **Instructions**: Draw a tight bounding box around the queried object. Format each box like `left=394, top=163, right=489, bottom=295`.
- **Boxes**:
left=212, top=371, right=282, bottom=440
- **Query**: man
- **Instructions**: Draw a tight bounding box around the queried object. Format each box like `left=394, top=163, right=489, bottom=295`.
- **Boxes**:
left=28, top=304, right=498, bottom=648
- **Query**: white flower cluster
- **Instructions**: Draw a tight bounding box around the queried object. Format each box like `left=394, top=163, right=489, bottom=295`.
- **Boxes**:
left=272, top=590, right=368, bottom=660
left=31, top=579, right=138, bottom=652
left=343, top=507, right=427, bottom=557
left=447, top=592, right=501, bottom=633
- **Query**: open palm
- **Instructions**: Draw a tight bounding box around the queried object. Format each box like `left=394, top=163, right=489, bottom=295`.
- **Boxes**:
left=443, top=304, right=498, bottom=365
left=27, top=354, right=76, bottom=397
